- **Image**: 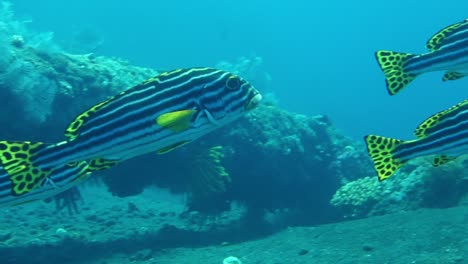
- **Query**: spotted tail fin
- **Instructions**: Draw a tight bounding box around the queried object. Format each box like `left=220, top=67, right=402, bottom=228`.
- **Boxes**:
left=0, top=141, right=53, bottom=196
left=375, top=50, right=418, bottom=95
left=364, top=135, right=407, bottom=181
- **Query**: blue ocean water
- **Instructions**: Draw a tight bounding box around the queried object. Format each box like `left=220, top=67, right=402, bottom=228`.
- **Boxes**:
left=11, top=0, right=467, bottom=139
left=0, top=2, right=467, bottom=263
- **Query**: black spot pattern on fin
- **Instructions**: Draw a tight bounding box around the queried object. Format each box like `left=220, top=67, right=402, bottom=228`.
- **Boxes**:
left=0, top=141, right=51, bottom=196
left=364, top=135, right=405, bottom=181
left=375, top=50, right=417, bottom=95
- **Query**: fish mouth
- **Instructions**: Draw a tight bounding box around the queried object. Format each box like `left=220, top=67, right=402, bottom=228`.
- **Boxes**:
left=245, top=93, right=262, bottom=111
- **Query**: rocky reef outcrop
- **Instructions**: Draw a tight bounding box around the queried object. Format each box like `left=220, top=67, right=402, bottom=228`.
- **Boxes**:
left=0, top=0, right=466, bottom=231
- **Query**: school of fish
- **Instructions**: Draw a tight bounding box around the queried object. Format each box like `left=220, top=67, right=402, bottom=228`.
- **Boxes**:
left=0, top=19, right=466, bottom=207
left=369, top=19, right=468, bottom=181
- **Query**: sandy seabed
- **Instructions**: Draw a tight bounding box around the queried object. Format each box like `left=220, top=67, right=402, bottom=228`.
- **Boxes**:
left=0, top=184, right=466, bottom=264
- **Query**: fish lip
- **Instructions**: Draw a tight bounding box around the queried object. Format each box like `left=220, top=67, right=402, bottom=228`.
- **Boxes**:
left=245, top=93, right=262, bottom=111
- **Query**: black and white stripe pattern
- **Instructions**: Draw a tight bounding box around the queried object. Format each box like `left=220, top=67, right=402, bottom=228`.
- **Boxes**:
left=404, top=27, right=468, bottom=74
left=34, top=68, right=259, bottom=168
left=394, top=104, right=468, bottom=161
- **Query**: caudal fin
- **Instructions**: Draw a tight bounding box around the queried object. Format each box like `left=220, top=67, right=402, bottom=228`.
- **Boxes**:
left=375, top=50, right=418, bottom=95
left=0, top=141, right=52, bottom=195
left=364, top=135, right=407, bottom=181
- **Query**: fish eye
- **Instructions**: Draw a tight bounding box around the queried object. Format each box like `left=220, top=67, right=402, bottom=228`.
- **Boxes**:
left=225, top=75, right=241, bottom=90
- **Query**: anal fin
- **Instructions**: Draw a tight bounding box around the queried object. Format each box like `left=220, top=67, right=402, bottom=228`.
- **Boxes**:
left=433, top=155, right=457, bottom=167
left=86, top=158, right=120, bottom=172
left=442, top=71, right=467, bottom=81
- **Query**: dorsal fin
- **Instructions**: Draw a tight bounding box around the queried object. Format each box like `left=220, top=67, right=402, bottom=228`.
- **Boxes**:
left=63, top=68, right=213, bottom=141
left=426, top=19, right=468, bottom=51
left=414, top=100, right=468, bottom=138
left=65, top=99, right=113, bottom=140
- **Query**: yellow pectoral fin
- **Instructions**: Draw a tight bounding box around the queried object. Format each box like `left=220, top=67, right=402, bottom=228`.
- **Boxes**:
left=157, top=141, right=191, bottom=154
left=156, top=109, right=196, bottom=132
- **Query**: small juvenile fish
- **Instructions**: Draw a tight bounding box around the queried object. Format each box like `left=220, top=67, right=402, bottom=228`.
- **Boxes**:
left=375, top=19, right=468, bottom=95
left=0, top=68, right=261, bottom=199
left=364, top=99, right=467, bottom=181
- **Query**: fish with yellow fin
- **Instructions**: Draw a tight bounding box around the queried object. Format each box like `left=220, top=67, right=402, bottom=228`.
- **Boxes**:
left=0, top=68, right=262, bottom=200
left=364, top=99, right=467, bottom=181
left=375, top=19, right=468, bottom=95
left=0, top=161, right=91, bottom=206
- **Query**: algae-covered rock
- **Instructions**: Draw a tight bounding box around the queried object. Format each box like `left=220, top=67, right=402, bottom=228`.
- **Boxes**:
left=330, top=157, right=468, bottom=219
left=0, top=45, right=156, bottom=140
left=330, top=176, right=387, bottom=218
left=0, top=2, right=156, bottom=139
left=199, top=105, right=347, bottom=224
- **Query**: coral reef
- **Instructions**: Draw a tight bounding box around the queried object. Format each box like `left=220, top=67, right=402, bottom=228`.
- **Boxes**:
left=330, top=176, right=386, bottom=218
left=0, top=49, right=156, bottom=140
left=0, top=0, right=466, bottom=232
left=204, top=105, right=348, bottom=225
left=330, top=157, right=468, bottom=219
left=0, top=3, right=466, bottom=264
left=98, top=103, right=358, bottom=227
left=0, top=2, right=156, bottom=139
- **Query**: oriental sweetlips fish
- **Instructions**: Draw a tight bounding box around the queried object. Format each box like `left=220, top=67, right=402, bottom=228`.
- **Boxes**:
left=0, top=162, right=90, bottom=206
left=0, top=67, right=262, bottom=205
left=364, top=99, right=467, bottom=181
left=375, top=19, right=468, bottom=95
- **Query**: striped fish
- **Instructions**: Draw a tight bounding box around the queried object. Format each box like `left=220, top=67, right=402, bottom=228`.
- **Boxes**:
left=0, top=161, right=90, bottom=206
left=0, top=67, right=261, bottom=200
left=375, top=19, right=468, bottom=95
left=364, top=99, right=467, bottom=181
